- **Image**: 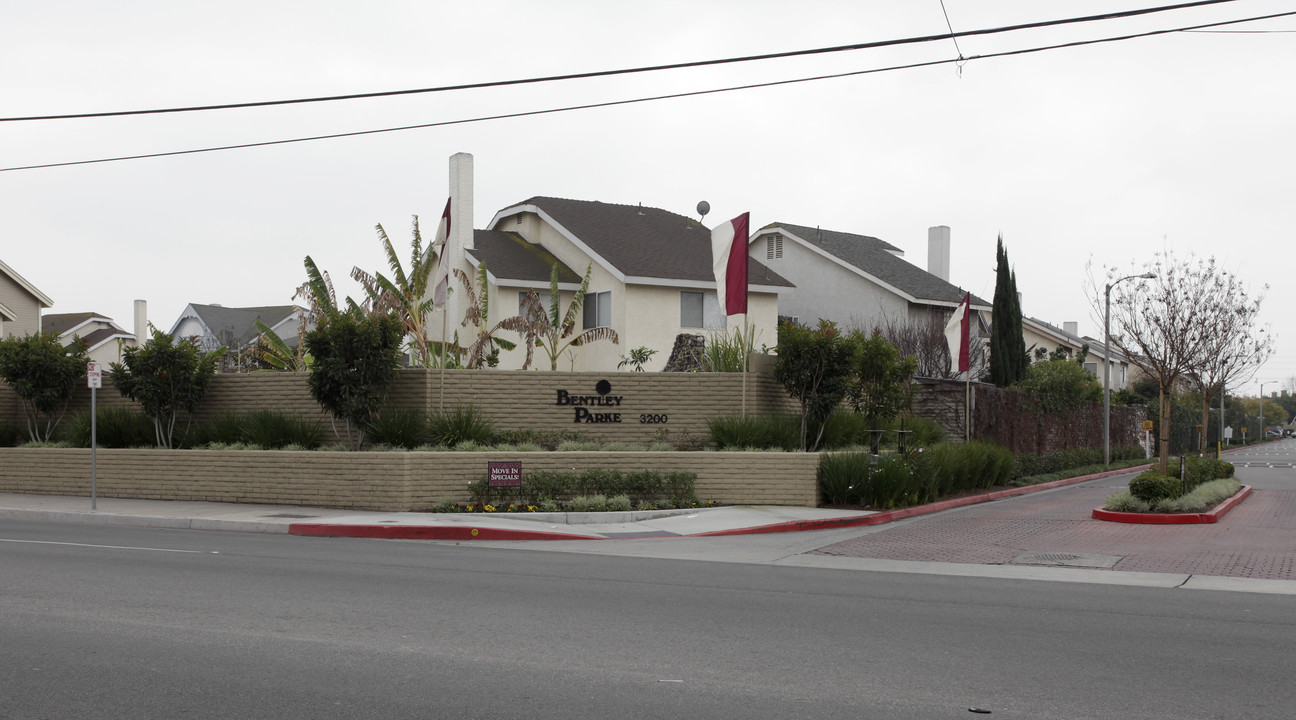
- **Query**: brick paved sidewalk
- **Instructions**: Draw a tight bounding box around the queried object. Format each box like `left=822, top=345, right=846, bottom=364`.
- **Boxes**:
left=815, top=478, right=1296, bottom=581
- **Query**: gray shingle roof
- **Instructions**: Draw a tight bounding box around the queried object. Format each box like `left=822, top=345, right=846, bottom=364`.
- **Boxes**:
left=768, top=222, right=987, bottom=306
left=182, top=304, right=299, bottom=347
left=466, top=230, right=582, bottom=285
left=42, top=311, right=105, bottom=336
left=501, top=197, right=792, bottom=288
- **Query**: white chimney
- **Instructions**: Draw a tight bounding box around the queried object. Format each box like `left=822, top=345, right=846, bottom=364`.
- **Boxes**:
left=133, top=299, right=148, bottom=345
left=1063, top=321, right=1078, bottom=337
left=927, top=226, right=950, bottom=281
left=450, top=152, right=474, bottom=251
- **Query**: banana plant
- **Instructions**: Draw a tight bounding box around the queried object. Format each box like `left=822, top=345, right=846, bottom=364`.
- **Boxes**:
left=247, top=319, right=311, bottom=371
left=455, top=263, right=534, bottom=369
left=521, top=263, right=619, bottom=371
left=351, top=216, right=439, bottom=367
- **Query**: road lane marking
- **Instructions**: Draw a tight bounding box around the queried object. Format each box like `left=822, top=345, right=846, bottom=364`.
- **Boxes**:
left=0, top=538, right=217, bottom=554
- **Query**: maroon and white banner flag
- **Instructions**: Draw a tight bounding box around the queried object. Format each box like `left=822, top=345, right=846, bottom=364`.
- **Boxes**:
left=431, top=197, right=453, bottom=309
left=710, top=212, right=749, bottom=316
left=944, top=292, right=972, bottom=373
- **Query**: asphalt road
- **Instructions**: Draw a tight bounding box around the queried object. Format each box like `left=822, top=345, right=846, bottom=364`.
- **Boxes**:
left=3, top=520, right=1294, bottom=719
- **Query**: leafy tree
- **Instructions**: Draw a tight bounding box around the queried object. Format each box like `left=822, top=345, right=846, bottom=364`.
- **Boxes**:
left=1013, top=358, right=1102, bottom=414
left=988, top=235, right=1027, bottom=386
left=351, top=216, right=441, bottom=368
left=304, top=311, right=404, bottom=450
left=846, top=329, right=917, bottom=452
left=108, top=328, right=224, bottom=448
left=0, top=331, right=89, bottom=442
left=521, top=263, right=619, bottom=371
left=773, top=319, right=855, bottom=451
left=455, top=264, right=532, bottom=369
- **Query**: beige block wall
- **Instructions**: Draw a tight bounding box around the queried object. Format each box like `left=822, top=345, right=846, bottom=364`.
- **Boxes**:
left=0, top=448, right=820, bottom=510
left=1, top=367, right=800, bottom=443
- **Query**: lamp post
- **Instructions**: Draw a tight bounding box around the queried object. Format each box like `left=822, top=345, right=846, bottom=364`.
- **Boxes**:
left=1259, top=381, right=1269, bottom=442
left=1104, top=272, right=1156, bottom=465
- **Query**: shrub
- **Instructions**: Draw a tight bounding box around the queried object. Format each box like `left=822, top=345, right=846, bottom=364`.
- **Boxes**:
left=817, top=451, right=867, bottom=505
left=241, top=410, right=323, bottom=449
left=893, top=415, right=944, bottom=449
left=1103, top=491, right=1151, bottom=513
left=365, top=409, right=429, bottom=449
left=1128, top=470, right=1181, bottom=503
left=429, top=404, right=496, bottom=446
left=61, top=407, right=155, bottom=448
left=607, top=494, right=633, bottom=512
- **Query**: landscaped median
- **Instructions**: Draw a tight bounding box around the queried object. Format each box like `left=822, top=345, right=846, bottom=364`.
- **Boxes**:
left=1093, top=485, right=1252, bottom=525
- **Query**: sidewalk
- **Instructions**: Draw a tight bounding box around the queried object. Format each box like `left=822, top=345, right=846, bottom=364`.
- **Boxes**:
left=0, top=465, right=1137, bottom=541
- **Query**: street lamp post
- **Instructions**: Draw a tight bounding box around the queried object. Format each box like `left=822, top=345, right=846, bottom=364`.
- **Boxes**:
left=1104, top=272, right=1157, bottom=465
left=1259, top=382, right=1267, bottom=442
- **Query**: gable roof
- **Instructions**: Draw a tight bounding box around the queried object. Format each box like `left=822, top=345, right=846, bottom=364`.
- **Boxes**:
left=1023, top=316, right=1124, bottom=363
left=42, top=311, right=117, bottom=337
left=466, top=230, right=583, bottom=288
left=756, top=222, right=988, bottom=308
left=488, top=197, right=792, bottom=290
left=169, top=304, right=301, bottom=347
left=0, top=258, right=54, bottom=307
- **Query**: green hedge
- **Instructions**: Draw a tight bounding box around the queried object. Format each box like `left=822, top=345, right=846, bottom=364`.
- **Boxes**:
left=817, top=441, right=1014, bottom=508
left=466, top=468, right=698, bottom=508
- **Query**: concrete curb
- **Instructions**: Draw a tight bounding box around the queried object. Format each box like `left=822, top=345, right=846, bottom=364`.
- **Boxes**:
left=0, top=508, right=291, bottom=534
left=1091, top=485, right=1253, bottom=524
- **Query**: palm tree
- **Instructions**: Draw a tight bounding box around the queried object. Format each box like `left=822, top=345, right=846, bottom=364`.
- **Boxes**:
left=521, top=263, right=619, bottom=371
left=351, top=216, right=440, bottom=367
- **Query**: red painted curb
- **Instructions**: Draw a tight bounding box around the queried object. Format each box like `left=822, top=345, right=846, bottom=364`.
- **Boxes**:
left=288, top=523, right=600, bottom=541
left=690, top=463, right=1157, bottom=537
left=1091, top=485, right=1252, bottom=524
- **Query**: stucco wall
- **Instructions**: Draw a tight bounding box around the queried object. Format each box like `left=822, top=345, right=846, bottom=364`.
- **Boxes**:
left=0, top=447, right=820, bottom=510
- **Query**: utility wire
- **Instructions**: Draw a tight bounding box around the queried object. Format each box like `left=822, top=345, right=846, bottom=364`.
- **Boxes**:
left=937, top=0, right=967, bottom=69
left=0, top=0, right=1242, bottom=123
left=4, top=9, right=1291, bottom=174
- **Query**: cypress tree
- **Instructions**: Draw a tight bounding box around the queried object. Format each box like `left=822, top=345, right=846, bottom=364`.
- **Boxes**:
left=989, top=235, right=1027, bottom=386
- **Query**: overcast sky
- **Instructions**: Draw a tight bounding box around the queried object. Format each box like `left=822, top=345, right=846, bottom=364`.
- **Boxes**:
left=3, top=1, right=1292, bottom=393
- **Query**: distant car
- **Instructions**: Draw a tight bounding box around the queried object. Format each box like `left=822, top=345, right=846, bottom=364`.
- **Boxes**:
left=1266, top=430, right=1283, bottom=438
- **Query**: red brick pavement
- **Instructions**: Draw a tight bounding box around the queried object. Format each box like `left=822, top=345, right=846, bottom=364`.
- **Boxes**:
left=815, top=480, right=1296, bottom=581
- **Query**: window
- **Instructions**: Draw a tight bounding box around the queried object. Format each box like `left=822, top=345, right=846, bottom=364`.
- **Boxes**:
left=680, top=291, right=726, bottom=330
left=1083, top=362, right=1098, bottom=378
left=519, top=291, right=551, bottom=324
left=583, top=291, right=611, bottom=329
left=766, top=234, right=783, bottom=260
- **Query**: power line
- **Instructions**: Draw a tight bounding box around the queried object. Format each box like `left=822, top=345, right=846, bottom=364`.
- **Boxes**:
left=0, top=0, right=1243, bottom=123
left=4, top=8, right=1291, bottom=174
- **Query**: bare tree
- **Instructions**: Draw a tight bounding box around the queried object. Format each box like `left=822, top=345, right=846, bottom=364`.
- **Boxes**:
left=875, top=312, right=987, bottom=381
left=1094, top=251, right=1218, bottom=473
left=1182, top=267, right=1272, bottom=452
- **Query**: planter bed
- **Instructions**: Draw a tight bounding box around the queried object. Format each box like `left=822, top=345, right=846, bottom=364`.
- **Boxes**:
left=1092, top=485, right=1252, bottom=524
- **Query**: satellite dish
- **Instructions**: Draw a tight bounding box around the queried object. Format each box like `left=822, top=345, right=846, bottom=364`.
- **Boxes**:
left=696, top=201, right=710, bottom=222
